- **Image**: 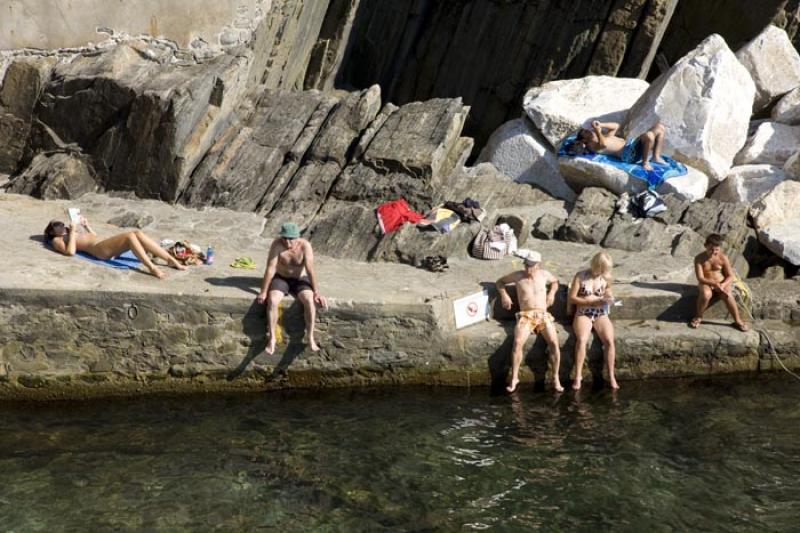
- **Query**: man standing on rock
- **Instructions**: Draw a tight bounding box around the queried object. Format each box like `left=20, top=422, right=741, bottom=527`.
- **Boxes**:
left=496, top=251, right=564, bottom=393
left=257, top=222, right=327, bottom=354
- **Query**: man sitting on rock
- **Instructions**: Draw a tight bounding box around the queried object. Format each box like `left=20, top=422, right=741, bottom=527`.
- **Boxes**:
left=690, top=233, right=748, bottom=332
left=576, top=120, right=666, bottom=171
left=257, top=222, right=327, bottom=353
left=496, top=250, right=564, bottom=393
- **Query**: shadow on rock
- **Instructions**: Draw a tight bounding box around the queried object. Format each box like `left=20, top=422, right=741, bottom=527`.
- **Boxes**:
left=226, top=299, right=306, bottom=381
left=206, top=275, right=261, bottom=296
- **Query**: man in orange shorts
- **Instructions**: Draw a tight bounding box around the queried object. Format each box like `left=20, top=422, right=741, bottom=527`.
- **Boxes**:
left=496, top=251, right=564, bottom=393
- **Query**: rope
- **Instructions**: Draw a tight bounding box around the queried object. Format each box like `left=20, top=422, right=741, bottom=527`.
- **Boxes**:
left=733, top=279, right=800, bottom=382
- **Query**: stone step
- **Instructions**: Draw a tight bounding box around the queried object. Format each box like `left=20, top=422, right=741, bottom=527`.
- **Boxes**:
left=449, top=318, right=800, bottom=389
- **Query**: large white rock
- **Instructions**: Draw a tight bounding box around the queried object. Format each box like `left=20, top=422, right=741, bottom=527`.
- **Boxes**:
left=625, top=34, right=755, bottom=183
left=711, top=164, right=788, bottom=203
left=783, top=149, right=800, bottom=179
left=736, top=25, right=800, bottom=112
left=477, top=118, right=576, bottom=202
left=750, top=180, right=800, bottom=265
left=771, top=87, right=800, bottom=125
left=734, top=121, right=800, bottom=166
left=558, top=157, right=709, bottom=202
left=522, top=76, right=649, bottom=148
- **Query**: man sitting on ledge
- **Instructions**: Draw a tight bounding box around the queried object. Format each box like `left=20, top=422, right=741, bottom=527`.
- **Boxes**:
left=257, top=222, right=327, bottom=353
left=496, top=250, right=564, bottom=393
left=690, top=233, right=748, bottom=332
left=575, top=120, right=666, bottom=171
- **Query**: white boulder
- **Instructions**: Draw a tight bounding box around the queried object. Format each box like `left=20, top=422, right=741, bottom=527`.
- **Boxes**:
left=477, top=118, right=576, bottom=202
left=558, top=157, right=709, bottom=202
left=625, top=34, right=755, bottom=183
left=783, top=150, right=800, bottom=179
left=771, top=87, right=800, bottom=125
left=711, top=164, right=788, bottom=203
left=522, top=76, right=648, bottom=148
left=750, top=180, right=800, bottom=265
left=736, top=25, right=800, bottom=112
left=734, top=121, right=800, bottom=166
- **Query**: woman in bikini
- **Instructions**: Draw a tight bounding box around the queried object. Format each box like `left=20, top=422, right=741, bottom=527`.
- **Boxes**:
left=44, top=216, right=187, bottom=279
left=568, top=251, right=619, bottom=390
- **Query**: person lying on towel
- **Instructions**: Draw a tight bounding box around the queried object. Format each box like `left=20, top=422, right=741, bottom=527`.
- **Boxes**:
left=44, top=216, right=187, bottom=279
left=574, top=120, right=665, bottom=171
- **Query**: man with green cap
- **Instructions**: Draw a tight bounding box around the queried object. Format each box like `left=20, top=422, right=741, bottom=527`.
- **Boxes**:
left=257, top=222, right=327, bottom=353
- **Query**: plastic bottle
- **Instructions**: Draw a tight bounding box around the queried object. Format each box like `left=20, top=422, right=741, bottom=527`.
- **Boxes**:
left=205, top=245, right=214, bottom=265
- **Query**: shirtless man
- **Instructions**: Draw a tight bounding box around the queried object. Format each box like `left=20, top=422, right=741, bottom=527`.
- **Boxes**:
left=576, top=120, right=665, bottom=171
left=46, top=216, right=187, bottom=279
left=496, top=251, right=564, bottom=393
left=256, top=222, right=327, bottom=354
left=690, top=233, right=748, bottom=331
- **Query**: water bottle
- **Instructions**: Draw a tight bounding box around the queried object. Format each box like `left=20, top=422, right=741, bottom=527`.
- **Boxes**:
left=205, top=245, right=214, bottom=265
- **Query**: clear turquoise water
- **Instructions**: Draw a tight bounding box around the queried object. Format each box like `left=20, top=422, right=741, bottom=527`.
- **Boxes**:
left=1, top=377, right=799, bottom=531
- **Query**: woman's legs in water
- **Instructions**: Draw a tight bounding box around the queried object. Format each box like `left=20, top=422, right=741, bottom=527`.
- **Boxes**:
left=572, top=315, right=593, bottom=390
left=593, top=315, right=619, bottom=389
left=91, top=231, right=165, bottom=278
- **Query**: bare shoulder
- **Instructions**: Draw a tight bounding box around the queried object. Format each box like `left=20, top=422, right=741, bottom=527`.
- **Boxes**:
left=498, top=270, right=523, bottom=284
left=694, top=251, right=706, bottom=264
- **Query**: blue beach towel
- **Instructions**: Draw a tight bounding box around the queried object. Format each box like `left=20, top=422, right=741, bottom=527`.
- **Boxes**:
left=558, top=134, right=687, bottom=190
left=44, top=243, right=143, bottom=270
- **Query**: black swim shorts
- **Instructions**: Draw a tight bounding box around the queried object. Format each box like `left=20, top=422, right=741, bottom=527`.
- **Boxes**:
left=269, top=274, right=313, bottom=296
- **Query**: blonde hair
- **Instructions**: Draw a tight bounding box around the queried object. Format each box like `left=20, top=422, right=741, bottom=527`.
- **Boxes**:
left=590, top=251, right=613, bottom=280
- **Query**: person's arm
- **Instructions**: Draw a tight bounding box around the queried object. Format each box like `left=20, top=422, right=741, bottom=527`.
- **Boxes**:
left=568, top=273, right=603, bottom=306
left=598, top=121, right=620, bottom=137
left=257, top=242, right=279, bottom=303
left=496, top=272, right=519, bottom=310
left=80, top=215, right=96, bottom=236
left=303, top=241, right=326, bottom=308
left=591, top=120, right=606, bottom=147
left=546, top=271, right=559, bottom=307
left=720, top=254, right=735, bottom=291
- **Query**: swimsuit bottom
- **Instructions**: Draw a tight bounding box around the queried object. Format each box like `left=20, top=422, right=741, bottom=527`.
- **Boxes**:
left=269, top=273, right=313, bottom=296
left=516, top=309, right=554, bottom=334
left=576, top=305, right=608, bottom=321
left=620, top=138, right=643, bottom=164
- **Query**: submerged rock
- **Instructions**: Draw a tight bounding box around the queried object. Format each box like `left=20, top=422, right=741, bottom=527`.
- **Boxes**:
left=736, top=25, right=800, bottom=112
left=625, top=34, right=755, bottom=182
left=750, top=180, right=800, bottom=265
left=477, top=118, right=575, bottom=202
left=523, top=76, right=648, bottom=148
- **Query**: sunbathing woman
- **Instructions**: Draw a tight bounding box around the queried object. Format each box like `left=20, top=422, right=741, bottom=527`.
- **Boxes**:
left=568, top=251, right=619, bottom=390
left=44, top=216, right=187, bottom=279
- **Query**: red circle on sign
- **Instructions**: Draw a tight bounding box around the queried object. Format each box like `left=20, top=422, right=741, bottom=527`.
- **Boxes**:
left=466, top=302, right=479, bottom=316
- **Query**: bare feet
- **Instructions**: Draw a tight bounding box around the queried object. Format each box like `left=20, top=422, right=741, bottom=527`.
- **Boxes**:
left=171, top=261, right=188, bottom=271
left=572, top=377, right=582, bottom=390
left=553, top=380, right=564, bottom=393
left=308, top=337, right=320, bottom=352
left=506, top=378, right=520, bottom=394
left=265, top=337, right=276, bottom=355
left=653, top=156, right=666, bottom=164
left=149, top=267, right=166, bottom=279
left=734, top=321, right=749, bottom=332
left=689, top=317, right=702, bottom=329
left=642, top=161, right=653, bottom=171
left=609, top=377, right=620, bottom=390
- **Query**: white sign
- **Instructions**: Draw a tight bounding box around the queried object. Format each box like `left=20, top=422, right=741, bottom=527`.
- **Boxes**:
left=453, top=290, right=490, bottom=329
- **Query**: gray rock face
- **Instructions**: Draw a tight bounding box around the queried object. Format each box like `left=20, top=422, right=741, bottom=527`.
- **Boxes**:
left=558, top=187, right=617, bottom=244
left=735, top=122, right=800, bottom=166
left=332, top=0, right=677, bottom=148
left=7, top=152, right=100, bottom=200
left=711, top=164, right=789, bottom=204
left=771, top=87, right=800, bottom=125
left=477, top=118, right=575, bottom=202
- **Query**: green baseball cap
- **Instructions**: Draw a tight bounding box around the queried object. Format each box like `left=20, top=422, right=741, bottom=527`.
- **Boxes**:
left=279, top=222, right=301, bottom=239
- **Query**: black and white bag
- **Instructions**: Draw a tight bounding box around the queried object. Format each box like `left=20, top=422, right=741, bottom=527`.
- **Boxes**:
left=629, top=190, right=667, bottom=218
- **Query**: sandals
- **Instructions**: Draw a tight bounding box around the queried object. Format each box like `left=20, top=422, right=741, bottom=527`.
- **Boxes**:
left=420, top=255, right=448, bottom=273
